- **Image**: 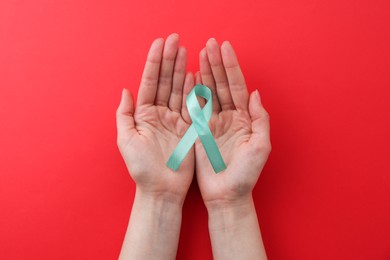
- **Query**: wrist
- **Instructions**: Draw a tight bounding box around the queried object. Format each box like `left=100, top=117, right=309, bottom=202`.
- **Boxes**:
left=206, top=195, right=256, bottom=230
left=135, top=187, right=186, bottom=208
left=205, top=194, right=267, bottom=260
left=204, top=193, right=253, bottom=212
left=121, top=187, right=183, bottom=260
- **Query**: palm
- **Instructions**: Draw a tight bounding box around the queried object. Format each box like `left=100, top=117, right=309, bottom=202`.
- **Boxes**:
left=116, top=34, right=195, bottom=199
left=133, top=106, right=188, bottom=169
left=195, top=39, right=271, bottom=204
left=127, top=106, right=193, bottom=191
left=196, top=110, right=268, bottom=201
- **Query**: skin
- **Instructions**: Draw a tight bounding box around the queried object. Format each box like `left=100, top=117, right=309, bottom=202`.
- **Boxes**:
left=116, top=33, right=195, bottom=260
left=116, top=33, right=271, bottom=260
left=196, top=38, right=271, bottom=260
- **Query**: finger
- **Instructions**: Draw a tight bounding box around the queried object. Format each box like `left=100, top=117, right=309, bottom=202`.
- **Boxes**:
left=195, top=71, right=206, bottom=107
left=137, top=38, right=164, bottom=106
left=206, top=38, right=235, bottom=110
left=155, top=33, right=180, bottom=106
left=181, top=72, right=194, bottom=124
left=195, top=71, right=202, bottom=84
left=116, top=88, right=137, bottom=142
left=169, top=46, right=187, bottom=112
left=248, top=90, right=271, bottom=153
left=221, top=41, right=249, bottom=111
left=200, top=47, right=221, bottom=113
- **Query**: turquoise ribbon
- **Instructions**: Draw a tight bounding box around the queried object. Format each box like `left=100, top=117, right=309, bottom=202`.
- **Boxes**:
left=166, top=84, right=227, bottom=173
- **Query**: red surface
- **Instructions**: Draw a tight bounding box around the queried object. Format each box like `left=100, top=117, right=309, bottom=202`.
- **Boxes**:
left=1, top=0, right=389, bottom=259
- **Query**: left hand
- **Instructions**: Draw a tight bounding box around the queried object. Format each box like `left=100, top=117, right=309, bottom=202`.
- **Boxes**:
left=116, top=33, right=195, bottom=204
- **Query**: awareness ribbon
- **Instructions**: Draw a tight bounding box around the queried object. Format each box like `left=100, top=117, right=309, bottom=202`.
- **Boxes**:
left=166, top=84, right=227, bottom=173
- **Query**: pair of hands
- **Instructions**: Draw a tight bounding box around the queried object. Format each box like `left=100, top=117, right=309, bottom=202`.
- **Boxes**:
left=116, top=33, right=271, bottom=209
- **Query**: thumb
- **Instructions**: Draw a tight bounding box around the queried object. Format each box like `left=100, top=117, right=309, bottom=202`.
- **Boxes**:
left=248, top=90, right=271, bottom=151
left=116, top=88, right=137, bottom=142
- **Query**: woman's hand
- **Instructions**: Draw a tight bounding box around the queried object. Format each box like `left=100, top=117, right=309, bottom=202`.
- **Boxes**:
left=195, top=38, right=270, bottom=260
left=195, top=38, right=271, bottom=207
left=116, top=33, right=195, bottom=204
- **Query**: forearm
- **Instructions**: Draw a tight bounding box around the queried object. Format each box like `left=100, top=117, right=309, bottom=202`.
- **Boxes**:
left=119, top=189, right=183, bottom=260
left=207, top=195, right=267, bottom=260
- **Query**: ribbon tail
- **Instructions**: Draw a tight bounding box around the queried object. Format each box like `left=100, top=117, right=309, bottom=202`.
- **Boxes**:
left=191, top=112, right=227, bottom=173
left=166, top=124, right=197, bottom=171
left=199, top=130, right=227, bottom=173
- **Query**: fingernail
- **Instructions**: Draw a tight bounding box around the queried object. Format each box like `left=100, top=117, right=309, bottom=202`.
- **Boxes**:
left=207, top=38, right=218, bottom=45
left=255, top=90, right=262, bottom=103
left=222, top=40, right=231, bottom=47
left=200, top=48, right=206, bottom=57
left=152, top=38, right=164, bottom=47
left=120, top=88, right=126, bottom=102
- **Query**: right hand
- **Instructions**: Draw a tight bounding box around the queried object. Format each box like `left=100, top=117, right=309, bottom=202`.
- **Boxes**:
left=195, top=38, right=271, bottom=208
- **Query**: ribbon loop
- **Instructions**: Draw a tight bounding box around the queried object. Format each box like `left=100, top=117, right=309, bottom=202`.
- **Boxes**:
left=166, top=84, right=226, bottom=173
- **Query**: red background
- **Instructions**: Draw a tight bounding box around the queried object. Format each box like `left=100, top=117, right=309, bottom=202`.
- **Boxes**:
left=1, top=0, right=389, bottom=259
